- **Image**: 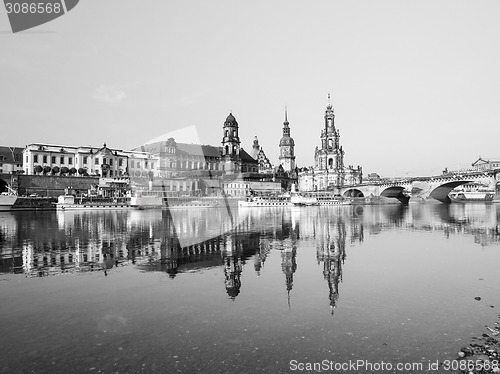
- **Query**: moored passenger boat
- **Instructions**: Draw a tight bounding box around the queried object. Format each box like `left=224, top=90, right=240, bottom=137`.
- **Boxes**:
left=56, top=195, right=133, bottom=210
left=449, top=191, right=494, bottom=203
left=449, top=184, right=495, bottom=203
left=238, top=195, right=293, bottom=207
left=290, top=192, right=318, bottom=206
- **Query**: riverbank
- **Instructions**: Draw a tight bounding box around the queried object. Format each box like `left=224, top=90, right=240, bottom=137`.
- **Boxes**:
left=451, top=315, right=500, bottom=373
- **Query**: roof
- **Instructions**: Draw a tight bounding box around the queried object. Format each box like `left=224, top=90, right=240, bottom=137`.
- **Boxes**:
left=224, top=113, right=238, bottom=126
left=177, top=143, right=221, bottom=157
left=133, top=141, right=221, bottom=158
left=472, top=157, right=500, bottom=166
left=279, top=136, right=295, bottom=146
left=0, top=146, right=24, bottom=162
left=239, top=148, right=258, bottom=164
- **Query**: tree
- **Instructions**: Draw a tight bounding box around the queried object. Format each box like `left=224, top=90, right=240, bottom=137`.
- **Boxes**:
left=34, top=165, right=43, bottom=174
left=43, top=166, right=51, bottom=175
left=52, top=166, right=60, bottom=175
left=69, top=167, right=77, bottom=175
left=78, top=168, right=85, bottom=175
left=61, top=167, right=69, bottom=175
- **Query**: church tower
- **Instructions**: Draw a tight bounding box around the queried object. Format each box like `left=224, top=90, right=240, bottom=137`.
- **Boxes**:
left=221, top=113, right=241, bottom=173
left=315, top=94, right=344, bottom=182
left=279, top=108, right=296, bottom=173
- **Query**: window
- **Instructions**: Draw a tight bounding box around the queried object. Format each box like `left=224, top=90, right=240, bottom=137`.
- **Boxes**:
left=34, top=155, right=38, bottom=163
left=109, top=159, right=113, bottom=166
left=119, top=158, right=123, bottom=166
left=151, top=162, right=154, bottom=169
left=83, top=156, right=88, bottom=164
left=51, top=156, right=56, bottom=163
left=95, top=158, right=99, bottom=165
left=43, top=155, right=47, bottom=163
left=145, top=161, right=148, bottom=168
left=60, top=156, right=64, bottom=164
left=26, top=156, right=28, bottom=163
left=103, top=158, right=107, bottom=165
left=69, top=157, right=73, bottom=165
left=130, top=161, right=134, bottom=168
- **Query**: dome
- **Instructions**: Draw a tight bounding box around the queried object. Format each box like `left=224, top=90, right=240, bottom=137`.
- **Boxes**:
left=225, top=113, right=238, bottom=125
left=280, top=136, right=295, bottom=146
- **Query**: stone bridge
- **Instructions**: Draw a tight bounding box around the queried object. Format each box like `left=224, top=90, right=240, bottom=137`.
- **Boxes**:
left=339, top=170, right=500, bottom=204
left=409, top=171, right=498, bottom=203
left=340, top=181, right=412, bottom=204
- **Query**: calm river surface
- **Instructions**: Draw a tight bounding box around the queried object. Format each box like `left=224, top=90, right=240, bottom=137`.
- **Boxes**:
left=1, top=203, right=500, bottom=373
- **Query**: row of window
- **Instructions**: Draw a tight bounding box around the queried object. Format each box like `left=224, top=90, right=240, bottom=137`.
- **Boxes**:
left=30, top=154, right=133, bottom=167
left=129, top=160, right=155, bottom=169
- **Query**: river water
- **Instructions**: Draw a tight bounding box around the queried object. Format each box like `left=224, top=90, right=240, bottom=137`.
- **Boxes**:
left=1, top=203, right=500, bottom=373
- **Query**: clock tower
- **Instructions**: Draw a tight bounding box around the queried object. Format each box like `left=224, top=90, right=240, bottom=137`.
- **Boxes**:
left=221, top=112, right=241, bottom=173
left=279, top=108, right=296, bottom=173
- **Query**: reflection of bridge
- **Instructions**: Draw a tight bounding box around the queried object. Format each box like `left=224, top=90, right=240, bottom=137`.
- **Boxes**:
left=340, top=169, right=500, bottom=204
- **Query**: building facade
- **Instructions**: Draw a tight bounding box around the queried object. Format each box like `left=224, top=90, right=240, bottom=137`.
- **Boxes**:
left=22, top=143, right=155, bottom=178
left=298, top=96, right=362, bottom=192
left=471, top=157, right=500, bottom=171
left=250, top=136, right=273, bottom=173
left=19, top=111, right=297, bottom=195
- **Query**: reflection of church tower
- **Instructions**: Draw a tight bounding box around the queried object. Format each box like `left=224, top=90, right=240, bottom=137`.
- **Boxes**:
left=317, top=220, right=346, bottom=315
left=224, top=255, right=242, bottom=299
left=221, top=113, right=241, bottom=174
left=281, top=245, right=297, bottom=307
left=253, top=240, right=271, bottom=275
left=279, top=108, right=296, bottom=173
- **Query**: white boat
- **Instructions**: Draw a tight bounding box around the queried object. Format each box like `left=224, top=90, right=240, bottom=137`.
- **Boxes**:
left=56, top=195, right=133, bottom=210
left=238, top=196, right=293, bottom=207
left=290, top=192, right=318, bottom=206
left=449, top=191, right=494, bottom=203
left=316, top=194, right=352, bottom=206
left=0, top=192, right=17, bottom=211
left=449, top=184, right=495, bottom=203
left=293, top=191, right=351, bottom=206
left=130, top=194, right=163, bottom=208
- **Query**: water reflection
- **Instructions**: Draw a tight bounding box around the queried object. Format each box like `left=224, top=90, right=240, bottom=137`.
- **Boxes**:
left=1, top=204, right=500, bottom=300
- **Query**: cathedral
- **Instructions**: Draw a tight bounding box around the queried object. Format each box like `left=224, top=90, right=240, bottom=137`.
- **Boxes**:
left=298, top=96, right=362, bottom=191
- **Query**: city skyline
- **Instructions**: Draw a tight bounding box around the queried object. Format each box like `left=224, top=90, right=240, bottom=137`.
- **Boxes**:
left=2, top=1, right=500, bottom=177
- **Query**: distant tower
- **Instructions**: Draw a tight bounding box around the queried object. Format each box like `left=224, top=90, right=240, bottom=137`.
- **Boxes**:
left=251, top=136, right=260, bottom=159
left=315, top=94, right=344, bottom=185
left=279, top=108, right=296, bottom=173
left=221, top=113, right=241, bottom=173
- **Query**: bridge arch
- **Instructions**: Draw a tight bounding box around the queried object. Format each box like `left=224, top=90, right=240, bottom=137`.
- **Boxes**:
left=429, top=181, right=473, bottom=204
left=380, top=186, right=410, bottom=204
left=343, top=188, right=364, bottom=198
left=0, top=178, right=8, bottom=193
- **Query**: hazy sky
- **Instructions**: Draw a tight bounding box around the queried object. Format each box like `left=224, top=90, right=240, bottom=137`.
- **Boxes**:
left=1, top=0, right=500, bottom=177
